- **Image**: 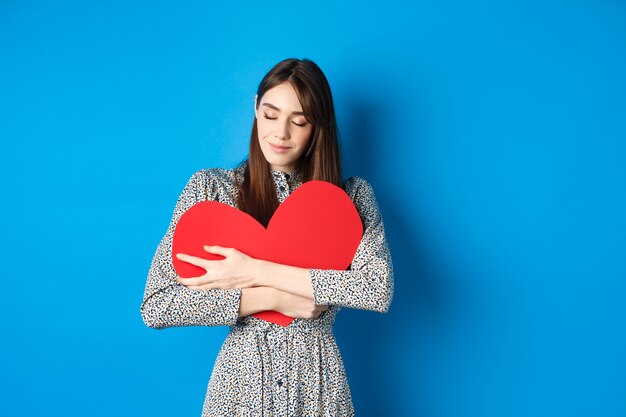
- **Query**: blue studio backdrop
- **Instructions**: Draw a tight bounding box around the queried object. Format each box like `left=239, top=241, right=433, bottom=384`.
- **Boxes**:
left=1, top=1, right=625, bottom=416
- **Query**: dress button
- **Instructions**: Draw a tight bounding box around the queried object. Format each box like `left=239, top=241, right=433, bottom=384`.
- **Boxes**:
left=279, top=185, right=285, bottom=192
left=277, top=379, right=283, bottom=387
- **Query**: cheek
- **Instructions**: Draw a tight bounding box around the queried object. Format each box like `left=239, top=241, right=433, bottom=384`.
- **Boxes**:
left=255, top=118, right=266, bottom=137
left=297, top=128, right=314, bottom=147
left=255, top=113, right=272, bottom=135
left=258, top=125, right=275, bottom=148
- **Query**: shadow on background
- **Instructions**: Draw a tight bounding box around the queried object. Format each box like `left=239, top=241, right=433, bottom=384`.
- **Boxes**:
left=333, top=88, right=458, bottom=416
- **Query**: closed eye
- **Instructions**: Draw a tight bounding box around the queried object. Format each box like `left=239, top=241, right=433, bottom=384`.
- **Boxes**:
left=263, top=113, right=277, bottom=120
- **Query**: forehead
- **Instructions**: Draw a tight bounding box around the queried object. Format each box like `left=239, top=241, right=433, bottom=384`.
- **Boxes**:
left=260, top=82, right=303, bottom=112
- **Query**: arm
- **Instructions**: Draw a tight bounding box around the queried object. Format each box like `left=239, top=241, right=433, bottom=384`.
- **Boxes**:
left=140, top=171, right=242, bottom=329
left=239, top=287, right=328, bottom=319
left=253, top=261, right=314, bottom=299
left=309, top=178, right=394, bottom=313
left=238, top=287, right=273, bottom=317
left=168, top=176, right=393, bottom=314
left=253, top=177, right=394, bottom=313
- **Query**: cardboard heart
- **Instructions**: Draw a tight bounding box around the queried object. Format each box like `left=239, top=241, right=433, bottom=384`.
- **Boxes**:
left=172, top=180, right=363, bottom=326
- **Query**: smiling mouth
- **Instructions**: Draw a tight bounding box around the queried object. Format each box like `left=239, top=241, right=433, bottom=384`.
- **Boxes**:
left=267, top=141, right=292, bottom=152
left=271, top=144, right=290, bottom=149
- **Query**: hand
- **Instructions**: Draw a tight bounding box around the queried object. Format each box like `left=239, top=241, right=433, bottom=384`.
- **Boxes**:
left=273, top=290, right=329, bottom=319
left=175, top=245, right=259, bottom=290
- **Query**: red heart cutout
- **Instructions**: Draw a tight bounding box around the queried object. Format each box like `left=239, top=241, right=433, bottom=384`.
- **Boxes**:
left=172, top=180, right=363, bottom=326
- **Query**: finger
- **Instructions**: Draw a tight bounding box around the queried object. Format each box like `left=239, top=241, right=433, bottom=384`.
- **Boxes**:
left=177, top=275, right=194, bottom=285
left=186, top=284, right=209, bottom=290
left=176, top=275, right=187, bottom=283
left=188, top=283, right=223, bottom=290
left=175, top=253, right=210, bottom=269
left=177, top=275, right=215, bottom=287
left=203, top=245, right=232, bottom=257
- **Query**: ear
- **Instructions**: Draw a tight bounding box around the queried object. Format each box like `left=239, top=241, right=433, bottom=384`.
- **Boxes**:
left=254, top=94, right=258, bottom=117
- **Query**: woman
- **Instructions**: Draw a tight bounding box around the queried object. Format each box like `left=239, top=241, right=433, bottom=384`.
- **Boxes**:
left=140, top=58, right=394, bottom=416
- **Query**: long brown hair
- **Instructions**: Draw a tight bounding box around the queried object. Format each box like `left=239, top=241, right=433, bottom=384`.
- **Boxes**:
left=237, top=58, right=342, bottom=227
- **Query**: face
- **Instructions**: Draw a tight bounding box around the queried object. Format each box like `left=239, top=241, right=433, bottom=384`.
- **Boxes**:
left=255, top=82, right=313, bottom=172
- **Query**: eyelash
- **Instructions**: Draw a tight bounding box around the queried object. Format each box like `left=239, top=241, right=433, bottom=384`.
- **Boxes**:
left=263, top=113, right=308, bottom=127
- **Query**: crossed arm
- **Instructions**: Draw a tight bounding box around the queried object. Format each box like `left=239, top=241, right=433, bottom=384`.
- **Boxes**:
left=140, top=170, right=393, bottom=329
left=175, top=246, right=327, bottom=319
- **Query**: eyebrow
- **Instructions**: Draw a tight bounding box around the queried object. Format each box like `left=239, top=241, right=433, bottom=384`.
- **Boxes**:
left=262, top=102, right=305, bottom=116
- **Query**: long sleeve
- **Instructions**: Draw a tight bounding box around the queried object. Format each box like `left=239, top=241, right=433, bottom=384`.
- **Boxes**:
left=309, top=177, right=394, bottom=313
left=140, top=170, right=242, bottom=329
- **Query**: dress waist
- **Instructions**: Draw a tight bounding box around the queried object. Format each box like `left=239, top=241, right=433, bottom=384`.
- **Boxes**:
left=231, top=313, right=334, bottom=336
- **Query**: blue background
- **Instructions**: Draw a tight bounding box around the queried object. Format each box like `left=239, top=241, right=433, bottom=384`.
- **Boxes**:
left=1, top=1, right=625, bottom=416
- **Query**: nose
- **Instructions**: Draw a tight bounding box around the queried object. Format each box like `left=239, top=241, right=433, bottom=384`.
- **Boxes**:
left=274, top=120, right=290, bottom=141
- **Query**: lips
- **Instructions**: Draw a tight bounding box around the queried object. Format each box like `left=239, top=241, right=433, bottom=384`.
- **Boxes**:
left=269, top=142, right=291, bottom=153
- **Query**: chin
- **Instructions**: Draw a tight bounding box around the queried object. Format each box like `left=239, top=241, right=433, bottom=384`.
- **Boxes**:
left=267, top=158, right=294, bottom=170
left=260, top=143, right=305, bottom=170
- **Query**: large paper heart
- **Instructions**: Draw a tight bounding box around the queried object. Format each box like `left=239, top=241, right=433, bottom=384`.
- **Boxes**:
left=172, top=180, right=363, bottom=326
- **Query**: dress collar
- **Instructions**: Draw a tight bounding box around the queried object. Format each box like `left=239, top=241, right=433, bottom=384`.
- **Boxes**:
left=270, top=167, right=302, bottom=183
left=235, top=161, right=303, bottom=183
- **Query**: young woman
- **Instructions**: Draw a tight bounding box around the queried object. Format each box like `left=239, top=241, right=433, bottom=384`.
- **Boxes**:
left=140, top=58, right=394, bottom=417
